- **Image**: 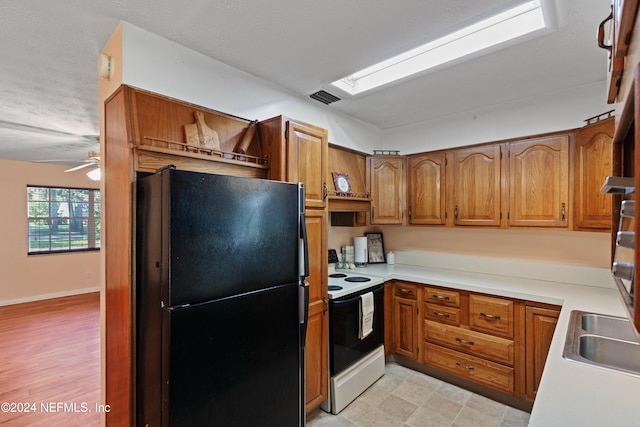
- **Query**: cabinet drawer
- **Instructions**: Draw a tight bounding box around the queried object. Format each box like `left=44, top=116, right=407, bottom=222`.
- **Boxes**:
left=394, top=282, right=418, bottom=300
left=424, top=320, right=514, bottom=365
left=424, top=303, right=460, bottom=326
left=424, top=343, right=514, bottom=395
left=469, top=294, right=513, bottom=338
left=424, top=287, right=460, bottom=307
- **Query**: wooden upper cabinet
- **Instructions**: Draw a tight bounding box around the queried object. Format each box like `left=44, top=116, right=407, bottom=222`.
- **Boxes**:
left=574, top=118, right=614, bottom=230
left=286, top=120, right=328, bottom=208
left=369, top=156, right=406, bottom=224
left=450, top=144, right=503, bottom=226
left=508, top=136, right=569, bottom=228
left=407, top=152, right=446, bottom=225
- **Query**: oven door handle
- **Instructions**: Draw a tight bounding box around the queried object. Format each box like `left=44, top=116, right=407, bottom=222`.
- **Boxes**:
left=331, top=284, right=384, bottom=305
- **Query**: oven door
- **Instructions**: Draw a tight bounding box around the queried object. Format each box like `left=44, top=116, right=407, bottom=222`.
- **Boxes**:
left=329, top=284, right=384, bottom=375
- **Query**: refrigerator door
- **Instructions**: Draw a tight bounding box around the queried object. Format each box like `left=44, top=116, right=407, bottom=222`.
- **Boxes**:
left=161, top=169, right=300, bottom=306
left=163, top=283, right=301, bottom=426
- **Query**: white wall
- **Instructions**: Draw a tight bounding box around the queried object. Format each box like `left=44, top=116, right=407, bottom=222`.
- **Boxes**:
left=119, top=22, right=609, bottom=157
left=0, top=159, right=101, bottom=305
left=383, top=80, right=609, bottom=154
left=120, top=22, right=380, bottom=154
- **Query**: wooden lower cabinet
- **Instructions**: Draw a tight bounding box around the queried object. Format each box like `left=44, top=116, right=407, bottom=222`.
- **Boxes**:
left=424, top=343, right=515, bottom=395
left=424, top=320, right=514, bottom=365
left=524, top=305, right=560, bottom=402
left=393, top=282, right=419, bottom=360
left=391, top=281, right=558, bottom=403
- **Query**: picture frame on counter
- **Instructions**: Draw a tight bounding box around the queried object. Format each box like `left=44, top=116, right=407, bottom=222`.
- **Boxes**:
left=365, top=232, right=385, bottom=264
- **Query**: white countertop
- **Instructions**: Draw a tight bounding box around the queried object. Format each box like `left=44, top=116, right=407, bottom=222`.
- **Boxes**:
left=343, top=256, right=638, bottom=427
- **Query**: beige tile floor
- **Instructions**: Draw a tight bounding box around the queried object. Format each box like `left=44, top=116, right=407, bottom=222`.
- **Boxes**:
left=307, top=362, right=530, bottom=427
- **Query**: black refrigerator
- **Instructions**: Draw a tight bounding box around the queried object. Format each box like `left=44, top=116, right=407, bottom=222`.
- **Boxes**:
left=136, top=167, right=309, bottom=427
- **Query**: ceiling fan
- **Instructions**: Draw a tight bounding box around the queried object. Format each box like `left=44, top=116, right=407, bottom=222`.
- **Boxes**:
left=64, top=150, right=100, bottom=172
left=64, top=150, right=101, bottom=180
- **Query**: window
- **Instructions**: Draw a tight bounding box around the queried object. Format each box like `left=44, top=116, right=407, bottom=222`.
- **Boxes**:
left=27, top=186, right=101, bottom=254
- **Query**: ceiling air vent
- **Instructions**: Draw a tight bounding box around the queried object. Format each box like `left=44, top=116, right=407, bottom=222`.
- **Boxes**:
left=309, top=90, right=341, bottom=105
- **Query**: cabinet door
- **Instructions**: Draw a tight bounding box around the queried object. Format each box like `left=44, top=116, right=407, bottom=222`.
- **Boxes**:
left=304, top=210, right=328, bottom=412
left=574, top=118, right=614, bottom=230
left=407, top=152, right=446, bottom=225
left=451, top=144, right=503, bottom=226
left=369, top=156, right=405, bottom=224
left=508, top=136, right=569, bottom=228
left=394, top=297, right=418, bottom=360
left=287, top=120, right=328, bottom=209
left=525, top=306, right=559, bottom=402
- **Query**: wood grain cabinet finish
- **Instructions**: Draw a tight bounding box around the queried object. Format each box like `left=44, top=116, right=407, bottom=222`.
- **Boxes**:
left=450, top=144, right=504, bottom=226
left=424, top=343, right=515, bottom=394
left=417, top=283, right=525, bottom=398
left=407, top=152, right=446, bottom=225
left=303, top=210, right=328, bottom=411
left=369, top=156, right=406, bottom=224
left=393, top=282, right=419, bottom=360
left=508, top=135, right=570, bottom=228
left=286, top=120, right=329, bottom=209
left=424, top=320, right=514, bottom=365
left=525, top=305, right=560, bottom=402
left=574, top=118, right=614, bottom=230
left=469, top=294, right=514, bottom=339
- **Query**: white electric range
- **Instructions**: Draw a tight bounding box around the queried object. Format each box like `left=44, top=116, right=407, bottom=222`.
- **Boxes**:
left=327, top=264, right=384, bottom=299
left=322, top=261, right=386, bottom=414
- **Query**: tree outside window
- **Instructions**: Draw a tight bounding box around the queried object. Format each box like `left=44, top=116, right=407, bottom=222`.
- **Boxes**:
left=27, top=186, right=101, bottom=254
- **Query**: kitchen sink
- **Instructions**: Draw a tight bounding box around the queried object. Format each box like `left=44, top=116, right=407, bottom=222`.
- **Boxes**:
left=563, top=311, right=640, bottom=378
left=579, top=312, right=637, bottom=342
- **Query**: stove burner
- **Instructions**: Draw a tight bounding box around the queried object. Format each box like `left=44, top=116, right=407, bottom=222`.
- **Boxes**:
left=329, top=273, right=347, bottom=278
left=328, top=285, right=343, bottom=291
left=344, top=276, right=371, bottom=283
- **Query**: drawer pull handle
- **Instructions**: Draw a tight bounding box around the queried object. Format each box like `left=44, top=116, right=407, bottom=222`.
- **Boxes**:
left=455, top=362, right=474, bottom=370
left=480, top=312, right=501, bottom=320
left=398, top=288, right=413, bottom=294
left=455, top=337, right=474, bottom=345
left=432, top=294, right=450, bottom=301
left=433, top=311, right=450, bottom=318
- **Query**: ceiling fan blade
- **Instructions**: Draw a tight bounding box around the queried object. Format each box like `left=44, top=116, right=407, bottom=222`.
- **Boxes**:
left=65, top=162, right=97, bottom=172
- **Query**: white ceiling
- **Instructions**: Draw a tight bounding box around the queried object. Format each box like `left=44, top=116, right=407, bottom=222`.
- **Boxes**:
left=0, top=0, right=611, bottom=166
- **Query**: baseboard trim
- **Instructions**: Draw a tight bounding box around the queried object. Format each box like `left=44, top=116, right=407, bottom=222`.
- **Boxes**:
left=0, top=287, right=100, bottom=307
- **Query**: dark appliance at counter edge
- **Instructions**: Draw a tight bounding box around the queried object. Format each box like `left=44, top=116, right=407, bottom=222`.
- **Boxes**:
left=136, top=168, right=307, bottom=426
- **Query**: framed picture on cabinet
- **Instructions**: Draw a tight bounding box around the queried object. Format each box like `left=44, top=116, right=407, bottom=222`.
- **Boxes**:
left=365, top=232, right=385, bottom=264
left=331, top=172, right=352, bottom=194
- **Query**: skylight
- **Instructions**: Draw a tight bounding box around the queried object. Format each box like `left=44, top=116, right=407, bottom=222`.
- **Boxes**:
left=331, top=0, right=551, bottom=96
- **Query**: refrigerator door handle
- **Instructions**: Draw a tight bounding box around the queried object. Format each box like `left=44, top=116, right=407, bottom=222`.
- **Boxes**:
left=298, top=183, right=309, bottom=278
left=299, top=279, right=310, bottom=339
left=299, top=213, right=309, bottom=278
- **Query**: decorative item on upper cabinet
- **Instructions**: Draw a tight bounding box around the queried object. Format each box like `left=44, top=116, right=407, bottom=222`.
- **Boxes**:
left=233, top=120, right=258, bottom=154
left=184, top=111, right=221, bottom=152
left=332, top=172, right=352, bottom=195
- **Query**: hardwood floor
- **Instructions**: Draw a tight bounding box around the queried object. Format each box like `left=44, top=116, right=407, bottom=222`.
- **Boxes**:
left=0, top=292, right=100, bottom=427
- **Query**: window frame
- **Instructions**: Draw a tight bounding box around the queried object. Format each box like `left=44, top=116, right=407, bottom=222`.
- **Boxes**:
left=27, top=185, right=101, bottom=255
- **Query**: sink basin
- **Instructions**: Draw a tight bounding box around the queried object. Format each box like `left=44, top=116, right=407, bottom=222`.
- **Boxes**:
left=580, top=313, right=637, bottom=342
left=563, top=311, right=640, bottom=378
left=578, top=335, right=640, bottom=375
